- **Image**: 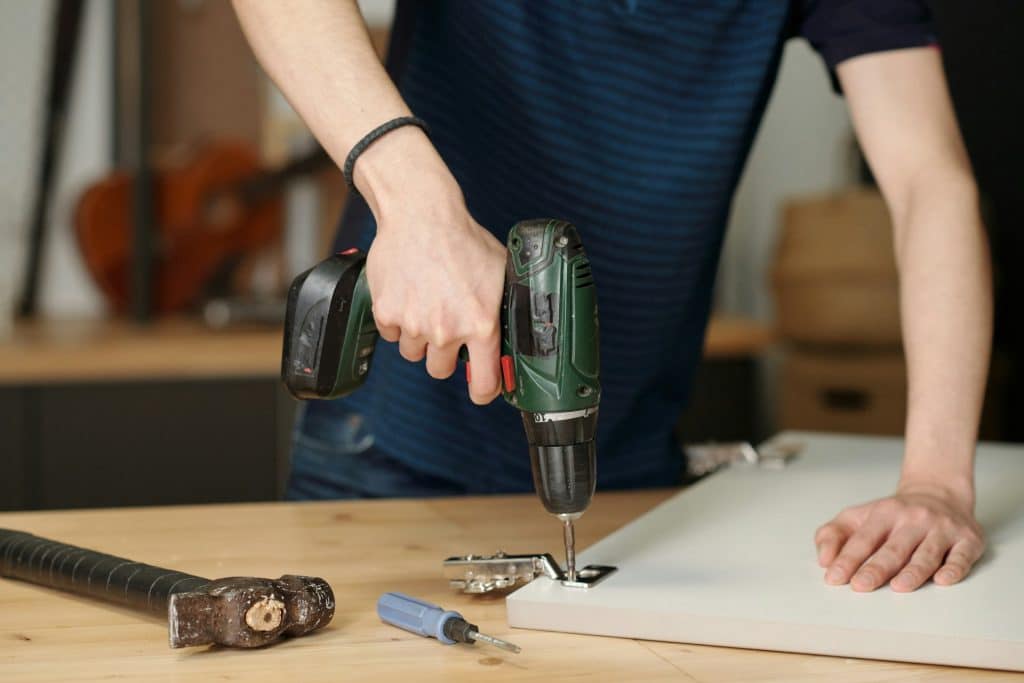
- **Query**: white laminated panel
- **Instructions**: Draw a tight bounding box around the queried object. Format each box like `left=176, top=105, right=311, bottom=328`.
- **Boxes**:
left=507, top=433, right=1024, bottom=671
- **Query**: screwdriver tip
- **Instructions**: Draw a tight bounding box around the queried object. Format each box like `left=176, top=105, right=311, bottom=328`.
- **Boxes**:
left=469, top=630, right=522, bottom=654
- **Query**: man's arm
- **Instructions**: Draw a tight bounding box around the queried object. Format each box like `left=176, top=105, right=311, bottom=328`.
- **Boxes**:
left=232, top=0, right=505, bottom=403
left=814, top=47, right=991, bottom=592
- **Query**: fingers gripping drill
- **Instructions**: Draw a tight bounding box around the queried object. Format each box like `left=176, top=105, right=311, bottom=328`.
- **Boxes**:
left=282, top=219, right=601, bottom=580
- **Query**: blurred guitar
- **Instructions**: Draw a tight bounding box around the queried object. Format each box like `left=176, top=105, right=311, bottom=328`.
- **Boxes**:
left=74, top=141, right=331, bottom=315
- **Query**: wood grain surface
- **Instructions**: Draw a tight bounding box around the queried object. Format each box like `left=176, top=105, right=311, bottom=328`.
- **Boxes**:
left=0, top=490, right=1015, bottom=682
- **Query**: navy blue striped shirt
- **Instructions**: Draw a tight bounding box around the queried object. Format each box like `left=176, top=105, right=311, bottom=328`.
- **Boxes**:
left=289, top=1, right=934, bottom=499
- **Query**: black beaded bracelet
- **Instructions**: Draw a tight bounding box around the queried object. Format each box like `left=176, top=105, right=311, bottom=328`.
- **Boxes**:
left=342, top=116, right=431, bottom=195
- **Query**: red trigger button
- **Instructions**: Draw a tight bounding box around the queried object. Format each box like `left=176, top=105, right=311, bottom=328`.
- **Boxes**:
left=338, top=247, right=359, bottom=256
left=501, top=355, right=516, bottom=392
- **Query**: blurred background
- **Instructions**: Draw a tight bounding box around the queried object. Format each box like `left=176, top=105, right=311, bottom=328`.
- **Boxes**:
left=0, top=0, right=1020, bottom=511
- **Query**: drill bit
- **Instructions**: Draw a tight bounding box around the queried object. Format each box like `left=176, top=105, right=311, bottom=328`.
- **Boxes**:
left=467, top=629, right=522, bottom=654
left=562, top=517, right=577, bottom=582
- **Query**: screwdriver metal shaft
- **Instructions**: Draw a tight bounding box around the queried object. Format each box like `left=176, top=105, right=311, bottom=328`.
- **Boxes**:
left=562, top=518, right=577, bottom=582
left=468, top=629, right=522, bottom=654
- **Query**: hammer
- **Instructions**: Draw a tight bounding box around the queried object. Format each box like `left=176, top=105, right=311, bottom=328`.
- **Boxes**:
left=0, top=529, right=334, bottom=648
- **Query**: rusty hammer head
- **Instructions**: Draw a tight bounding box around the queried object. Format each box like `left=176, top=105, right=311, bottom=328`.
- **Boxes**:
left=167, top=575, right=334, bottom=648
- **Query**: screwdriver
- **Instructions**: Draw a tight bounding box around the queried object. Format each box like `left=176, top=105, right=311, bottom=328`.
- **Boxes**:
left=376, top=592, right=522, bottom=654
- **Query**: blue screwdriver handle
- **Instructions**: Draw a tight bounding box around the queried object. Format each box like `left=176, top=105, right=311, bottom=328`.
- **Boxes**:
left=377, top=592, right=463, bottom=645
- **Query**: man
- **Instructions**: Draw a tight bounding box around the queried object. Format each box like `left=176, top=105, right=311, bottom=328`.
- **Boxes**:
left=234, top=1, right=990, bottom=594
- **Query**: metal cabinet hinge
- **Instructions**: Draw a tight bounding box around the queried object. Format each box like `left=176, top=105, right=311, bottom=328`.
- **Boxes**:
left=443, top=551, right=616, bottom=593
left=684, top=438, right=804, bottom=478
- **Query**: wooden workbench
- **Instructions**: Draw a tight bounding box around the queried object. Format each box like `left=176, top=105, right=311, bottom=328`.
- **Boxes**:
left=0, top=492, right=1012, bottom=682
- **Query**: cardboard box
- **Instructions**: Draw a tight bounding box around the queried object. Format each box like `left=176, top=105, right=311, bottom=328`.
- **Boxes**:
left=780, top=347, right=1007, bottom=438
left=779, top=348, right=906, bottom=436
left=773, top=189, right=901, bottom=346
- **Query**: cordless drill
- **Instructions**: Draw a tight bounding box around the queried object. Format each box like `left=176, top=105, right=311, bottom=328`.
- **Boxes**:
left=281, top=219, right=600, bottom=580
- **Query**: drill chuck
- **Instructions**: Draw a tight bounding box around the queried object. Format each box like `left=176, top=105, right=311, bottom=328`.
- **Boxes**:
left=529, top=442, right=597, bottom=516
left=522, top=407, right=598, bottom=516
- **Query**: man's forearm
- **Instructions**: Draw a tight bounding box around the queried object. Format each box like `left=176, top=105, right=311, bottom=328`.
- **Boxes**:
left=838, top=48, right=992, bottom=498
left=232, top=0, right=407, bottom=158
left=815, top=49, right=990, bottom=593
left=231, top=0, right=455, bottom=214
left=895, top=172, right=991, bottom=497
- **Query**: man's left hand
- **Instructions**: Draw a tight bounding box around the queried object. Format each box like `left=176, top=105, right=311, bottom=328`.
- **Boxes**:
left=814, top=482, right=985, bottom=592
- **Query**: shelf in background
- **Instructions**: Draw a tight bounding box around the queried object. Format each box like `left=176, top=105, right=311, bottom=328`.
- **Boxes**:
left=0, top=315, right=773, bottom=385
left=0, top=318, right=283, bottom=384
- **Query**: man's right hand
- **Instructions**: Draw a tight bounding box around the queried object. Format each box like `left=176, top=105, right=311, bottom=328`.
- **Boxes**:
left=357, top=127, right=506, bottom=405
left=232, top=1, right=504, bottom=403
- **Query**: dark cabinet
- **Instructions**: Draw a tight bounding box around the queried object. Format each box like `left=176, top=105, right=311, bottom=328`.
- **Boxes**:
left=1, top=379, right=294, bottom=511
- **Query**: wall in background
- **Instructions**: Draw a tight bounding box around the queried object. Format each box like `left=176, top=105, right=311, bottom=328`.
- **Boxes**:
left=0, top=0, right=112, bottom=322
left=717, top=40, right=855, bottom=321
left=0, top=1, right=50, bottom=329
left=357, top=0, right=396, bottom=26
left=0, top=0, right=396, bottom=328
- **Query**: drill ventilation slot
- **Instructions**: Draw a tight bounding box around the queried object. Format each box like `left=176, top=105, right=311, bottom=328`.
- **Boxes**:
left=574, top=262, right=594, bottom=288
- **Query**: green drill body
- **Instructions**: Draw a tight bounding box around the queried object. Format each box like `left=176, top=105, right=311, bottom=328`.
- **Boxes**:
left=282, top=219, right=601, bottom=520
left=501, top=220, right=600, bottom=415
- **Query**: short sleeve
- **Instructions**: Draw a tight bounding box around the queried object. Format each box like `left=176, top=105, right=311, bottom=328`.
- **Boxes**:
left=797, top=0, right=938, bottom=90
